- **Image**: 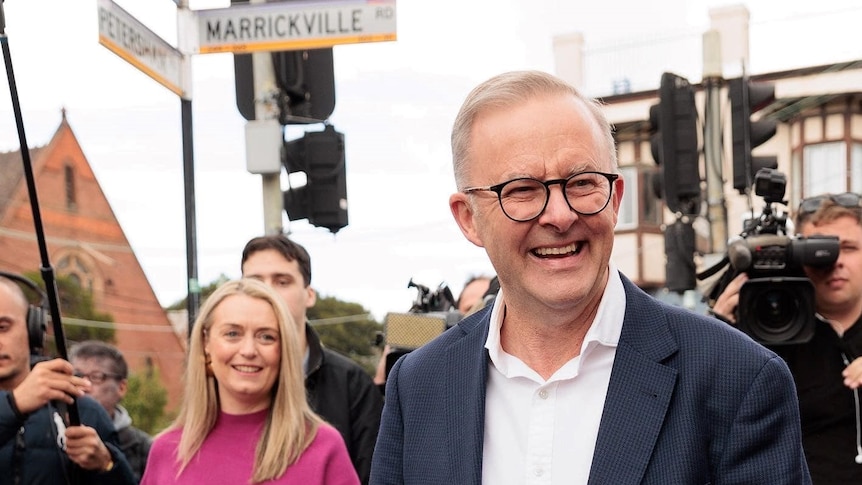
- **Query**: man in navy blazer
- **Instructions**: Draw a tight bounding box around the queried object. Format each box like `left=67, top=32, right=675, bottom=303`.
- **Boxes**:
left=370, top=70, right=811, bottom=484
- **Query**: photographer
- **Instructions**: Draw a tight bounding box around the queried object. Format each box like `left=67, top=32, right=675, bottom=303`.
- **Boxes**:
left=712, top=192, right=862, bottom=484
left=373, top=279, right=466, bottom=393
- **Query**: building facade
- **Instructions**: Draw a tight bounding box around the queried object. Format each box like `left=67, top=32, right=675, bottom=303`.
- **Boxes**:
left=554, top=6, right=862, bottom=303
left=0, top=111, right=186, bottom=410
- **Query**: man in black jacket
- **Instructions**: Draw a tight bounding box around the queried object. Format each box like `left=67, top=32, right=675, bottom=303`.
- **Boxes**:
left=0, top=274, right=135, bottom=485
left=711, top=193, right=862, bottom=483
left=241, top=235, right=383, bottom=485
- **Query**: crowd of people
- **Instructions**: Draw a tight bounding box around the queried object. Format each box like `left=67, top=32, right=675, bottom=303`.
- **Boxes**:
left=2, top=69, right=860, bottom=484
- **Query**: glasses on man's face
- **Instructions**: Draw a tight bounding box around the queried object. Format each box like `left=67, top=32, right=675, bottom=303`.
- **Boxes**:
left=462, top=171, right=619, bottom=222
left=798, top=192, right=862, bottom=217
left=75, top=370, right=122, bottom=384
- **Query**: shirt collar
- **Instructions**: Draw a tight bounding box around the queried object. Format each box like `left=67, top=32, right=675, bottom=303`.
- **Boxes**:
left=485, top=264, right=626, bottom=380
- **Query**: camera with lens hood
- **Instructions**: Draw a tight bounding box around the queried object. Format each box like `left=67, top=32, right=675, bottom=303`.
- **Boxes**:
left=702, top=169, right=839, bottom=345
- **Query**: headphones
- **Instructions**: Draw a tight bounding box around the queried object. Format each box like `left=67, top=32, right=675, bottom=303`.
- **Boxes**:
left=0, top=271, right=47, bottom=355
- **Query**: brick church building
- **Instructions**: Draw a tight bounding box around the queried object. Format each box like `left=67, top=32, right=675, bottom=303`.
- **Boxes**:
left=0, top=110, right=185, bottom=410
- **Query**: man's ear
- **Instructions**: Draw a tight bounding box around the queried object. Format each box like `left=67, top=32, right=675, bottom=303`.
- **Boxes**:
left=305, top=286, right=317, bottom=310
left=449, top=193, right=485, bottom=248
left=117, top=379, right=129, bottom=399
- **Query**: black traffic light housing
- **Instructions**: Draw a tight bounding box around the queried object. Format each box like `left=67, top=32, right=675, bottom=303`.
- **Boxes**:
left=234, top=48, right=336, bottom=124
left=650, top=72, right=701, bottom=215
left=283, top=125, right=349, bottom=233
left=272, top=48, right=336, bottom=124
left=729, top=75, right=777, bottom=194
left=665, top=218, right=697, bottom=293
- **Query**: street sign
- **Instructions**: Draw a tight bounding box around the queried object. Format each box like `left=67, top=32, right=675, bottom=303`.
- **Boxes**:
left=193, top=0, right=397, bottom=55
left=97, top=0, right=188, bottom=97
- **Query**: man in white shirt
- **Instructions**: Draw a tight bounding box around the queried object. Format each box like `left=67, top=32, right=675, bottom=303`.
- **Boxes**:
left=369, top=70, right=811, bottom=485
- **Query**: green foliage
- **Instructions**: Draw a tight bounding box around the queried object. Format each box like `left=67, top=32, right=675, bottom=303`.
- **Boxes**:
left=123, top=363, right=172, bottom=435
left=309, top=295, right=383, bottom=376
left=166, top=274, right=230, bottom=311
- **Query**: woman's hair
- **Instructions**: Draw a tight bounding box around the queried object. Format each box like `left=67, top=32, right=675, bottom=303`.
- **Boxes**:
left=166, top=278, right=322, bottom=483
left=450, top=70, right=617, bottom=189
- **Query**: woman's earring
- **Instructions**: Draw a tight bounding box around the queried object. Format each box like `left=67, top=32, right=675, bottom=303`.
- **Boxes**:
left=205, top=354, right=214, bottom=377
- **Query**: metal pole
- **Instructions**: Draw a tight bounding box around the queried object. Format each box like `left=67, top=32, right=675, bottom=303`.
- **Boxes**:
left=703, top=29, right=727, bottom=254
left=181, top=98, right=200, bottom=330
left=1, top=6, right=81, bottom=432
left=251, top=0, right=284, bottom=236
left=176, top=0, right=200, bottom=333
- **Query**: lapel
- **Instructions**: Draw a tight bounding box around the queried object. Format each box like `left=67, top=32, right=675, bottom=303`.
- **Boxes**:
left=443, top=308, right=492, bottom=485
left=588, top=277, right=679, bottom=485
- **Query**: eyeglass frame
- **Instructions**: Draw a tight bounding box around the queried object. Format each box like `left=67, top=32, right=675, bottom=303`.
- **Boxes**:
left=462, top=171, right=620, bottom=222
left=797, top=192, right=862, bottom=221
left=75, top=370, right=123, bottom=384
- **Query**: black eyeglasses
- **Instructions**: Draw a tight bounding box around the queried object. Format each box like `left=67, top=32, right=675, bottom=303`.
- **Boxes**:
left=462, top=171, right=619, bottom=222
left=798, top=192, right=862, bottom=217
left=75, top=371, right=122, bottom=384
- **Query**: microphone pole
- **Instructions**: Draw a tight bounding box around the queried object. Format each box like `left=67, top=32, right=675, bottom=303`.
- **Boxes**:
left=0, top=1, right=81, bottom=428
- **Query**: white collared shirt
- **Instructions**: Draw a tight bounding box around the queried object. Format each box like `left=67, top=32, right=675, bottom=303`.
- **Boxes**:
left=481, top=266, right=626, bottom=485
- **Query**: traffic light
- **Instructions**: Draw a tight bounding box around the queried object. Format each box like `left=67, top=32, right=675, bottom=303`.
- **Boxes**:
left=650, top=72, right=701, bottom=215
left=665, top=218, right=697, bottom=293
left=231, top=1, right=336, bottom=124
left=729, top=75, right=777, bottom=194
left=282, top=125, right=348, bottom=233
left=234, top=48, right=336, bottom=124
left=272, top=48, right=336, bottom=124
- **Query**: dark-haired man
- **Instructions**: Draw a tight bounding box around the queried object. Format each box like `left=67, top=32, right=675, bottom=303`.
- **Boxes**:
left=0, top=275, right=135, bottom=485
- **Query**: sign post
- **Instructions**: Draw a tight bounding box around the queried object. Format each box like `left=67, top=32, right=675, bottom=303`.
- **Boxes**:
left=97, top=0, right=189, bottom=98
left=97, top=0, right=200, bottom=328
left=96, top=0, right=397, bottom=324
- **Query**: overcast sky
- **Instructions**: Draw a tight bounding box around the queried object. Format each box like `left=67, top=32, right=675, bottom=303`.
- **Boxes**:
left=0, top=0, right=858, bottom=321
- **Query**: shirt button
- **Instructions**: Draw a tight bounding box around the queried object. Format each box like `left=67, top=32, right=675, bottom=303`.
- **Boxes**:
left=538, top=389, right=549, bottom=399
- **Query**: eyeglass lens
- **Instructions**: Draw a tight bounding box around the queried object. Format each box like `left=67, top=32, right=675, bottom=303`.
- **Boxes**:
left=77, top=371, right=115, bottom=383
left=499, top=172, right=613, bottom=221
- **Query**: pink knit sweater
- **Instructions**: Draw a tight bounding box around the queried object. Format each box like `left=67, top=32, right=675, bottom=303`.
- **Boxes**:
left=141, top=409, right=359, bottom=484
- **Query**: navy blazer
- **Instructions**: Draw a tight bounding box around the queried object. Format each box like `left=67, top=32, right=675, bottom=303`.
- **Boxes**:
left=370, top=274, right=811, bottom=484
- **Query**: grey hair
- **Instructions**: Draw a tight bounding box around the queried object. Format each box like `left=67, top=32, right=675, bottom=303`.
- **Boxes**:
left=450, top=70, right=617, bottom=189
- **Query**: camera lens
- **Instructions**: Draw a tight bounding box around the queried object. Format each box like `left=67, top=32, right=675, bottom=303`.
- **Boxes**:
left=752, top=288, right=798, bottom=336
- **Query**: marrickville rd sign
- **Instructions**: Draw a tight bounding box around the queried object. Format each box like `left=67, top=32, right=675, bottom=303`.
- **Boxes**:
left=193, top=0, right=397, bottom=54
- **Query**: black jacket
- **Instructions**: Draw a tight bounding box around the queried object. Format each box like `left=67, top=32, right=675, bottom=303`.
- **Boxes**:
left=0, top=392, right=136, bottom=485
left=116, top=424, right=151, bottom=483
left=304, top=324, right=383, bottom=485
left=770, top=315, right=862, bottom=485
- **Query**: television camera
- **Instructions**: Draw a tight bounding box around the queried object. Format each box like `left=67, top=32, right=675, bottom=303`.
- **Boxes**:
left=379, top=279, right=463, bottom=380
left=701, top=168, right=839, bottom=345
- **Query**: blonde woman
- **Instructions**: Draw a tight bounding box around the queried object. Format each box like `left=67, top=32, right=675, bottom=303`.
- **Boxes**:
left=141, top=279, right=358, bottom=485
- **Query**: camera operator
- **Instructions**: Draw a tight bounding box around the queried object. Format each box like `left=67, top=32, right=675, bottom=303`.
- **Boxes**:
left=374, top=277, right=495, bottom=393
left=712, top=192, right=862, bottom=484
